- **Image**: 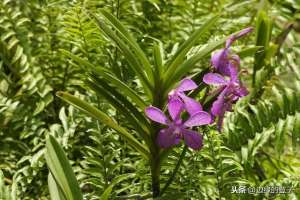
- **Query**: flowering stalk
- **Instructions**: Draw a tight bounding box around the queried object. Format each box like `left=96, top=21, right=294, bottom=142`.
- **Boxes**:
left=146, top=78, right=212, bottom=197
left=203, top=27, right=253, bottom=131
left=145, top=28, right=253, bottom=197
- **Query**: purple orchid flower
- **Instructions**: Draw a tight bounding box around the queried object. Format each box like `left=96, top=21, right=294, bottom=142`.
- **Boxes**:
left=168, top=78, right=203, bottom=115
left=145, top=98, right=211, bottom=150
left=211, top=27, right=253, bottom=76
left=203, top=66, right=248, bottom=130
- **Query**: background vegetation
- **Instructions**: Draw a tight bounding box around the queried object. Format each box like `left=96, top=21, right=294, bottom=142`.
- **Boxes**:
left=0, top=0, right=300, bottom=199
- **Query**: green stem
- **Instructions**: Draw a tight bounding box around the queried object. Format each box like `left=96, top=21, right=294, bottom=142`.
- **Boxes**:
left=151, top=149, right=160, bottom=198
left=160, top=145, right=188, bottom=196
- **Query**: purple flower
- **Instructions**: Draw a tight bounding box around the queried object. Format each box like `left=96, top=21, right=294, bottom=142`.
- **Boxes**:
left=205, top=27, right=252, bottom=130
left=145, top=98, right=211, bottom=150
left=203, top=66, right=248, bottom=130
left=168, top=78, right=203, bottom=115
left=211, top=27, right=253, bottom=76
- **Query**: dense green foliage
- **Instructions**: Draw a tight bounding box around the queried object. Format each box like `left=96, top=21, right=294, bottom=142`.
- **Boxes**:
left=0, top=0, right=300, bottom=199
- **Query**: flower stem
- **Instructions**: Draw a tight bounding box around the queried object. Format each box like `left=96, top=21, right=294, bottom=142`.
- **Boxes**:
left=151, top=151, right=161, bottom=198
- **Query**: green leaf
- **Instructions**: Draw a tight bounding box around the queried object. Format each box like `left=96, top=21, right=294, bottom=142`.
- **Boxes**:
left=153, top=42, right=164, bottom=78
left=90, top=12, right=153, bottom=100
left=253, top=10, right=272, bottom=83
left=48, top=173, right=67, bottom=200
left=16, top=18, right=30, bottom=26
left=44, top=135, right=83, bottom=200
left=238, top=46, right=263, bottom=58
left=153, top=42, right=164, bottom=92
left=255, top=11, right=272, bottom=49
left=56, top=92, right=150, bottom=159
left=91, top=68, right=147, bottom=110
left=0, top=170, right=13, bottom=200
left=163, top=37, right=226, bottom=94
left=250, top=127, right=273, bottom=158
left=99, top=173, right=135, bottom=200
left=100, top=185, right=113, bottom=200
left=7, top=37, right=19, bottom=50
left=61, top=50, right=148, bottom=109
left=86, top=76, right=151, bottom=146
left=293, top=113, right=300, bottom=150
left=98, top=9, right=154, bottom=83
left=89, top=75, right=149, bottom=128
left=163, top=15, right=219, bottom=81
left=1, top=31, right=15, bottom=41
left=11, top=46, right=23, bottom=64
left=60, top=49, right=108, bottom=72
left=33, top=101, right=45, bottom=116
left=165, top=26, right=254, bottom=91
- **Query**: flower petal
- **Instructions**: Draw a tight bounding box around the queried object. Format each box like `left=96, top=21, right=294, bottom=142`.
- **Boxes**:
left=182, top=129, right=203, bottom=150
left=235, top=85, right=249, bottom=97
left=228, top=64, right=239, bottom=82
left=145, top=106, right=168, bottom=125
left=176, top=78, right=198, bottom=92
left=184, top=111, right=211, bottom=127
left=168, top=97, right=184, bottom=120
left=203, top=73, right=228, bottom=85
left=156, top=128, right=179, bottom=149
left=211, top=96, right=229, bottom=131
left=211, top=49, right=228, bottom=70
left=211, top=95, right=225, bottom=116
left=236, top=27, right=254, bottom=37
left=211, top=49, right=231, bottom=76
left=226, top=27, right=253, bottom=48
left=178, top=93, right=203, bottom=115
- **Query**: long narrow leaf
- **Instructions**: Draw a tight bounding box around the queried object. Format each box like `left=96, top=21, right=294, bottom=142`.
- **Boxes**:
left=60, top=49, right=108, bottom=72
left=61, top=49, right=147, bottom=109
left=88, top=75, right=150, bottom=131
left=48, top=173, right=66, bottom=200
left=45, top=135, right=83, bottom=200
left=91, top=13, right=153, bottom=100
left=98, top=9, right=154, bottom=83
left=91, top=68, right=147, bottom=109
left=56, top=92, right=150, bottom=159
left=153, top=42, right=164, bottom=91
left=86, top=77, right=152, bottom=146
left=163, top=37, right=226, bottom=95
left=100, top=185, right=113, bottom=200
left=163, top=15, right=219, bottom=80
